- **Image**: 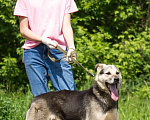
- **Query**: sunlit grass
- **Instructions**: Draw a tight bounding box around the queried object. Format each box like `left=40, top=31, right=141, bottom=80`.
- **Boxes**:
left=0, top=85, right=149, bottom=120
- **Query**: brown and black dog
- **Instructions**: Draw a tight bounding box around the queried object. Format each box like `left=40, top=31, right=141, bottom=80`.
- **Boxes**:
left=26, top=64, right=122, bottom=120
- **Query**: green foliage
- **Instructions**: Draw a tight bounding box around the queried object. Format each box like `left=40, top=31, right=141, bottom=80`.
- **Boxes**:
left=0, top=0, right=21, bottom=57
left=0, top=55, right=20, bottom=77
left=72, top=0, right=150, bottom=94
left=0, top=99, right=16, bottom=120
left=0, top=0, right=28, bottom=91
left=0, top=0, right=149, bottom=95
left=73, top=25, right=150, bottom=93
left=0, top=54, right=28, bottom=92
left=75, top=0, right=148, bottom=34
left=0, top=88, right=32, bottom=120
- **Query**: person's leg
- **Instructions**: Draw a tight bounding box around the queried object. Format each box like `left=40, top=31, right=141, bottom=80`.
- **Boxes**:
left=24, top=44, right=49, bottom=97
left=45, top=48, right=76, bottom=91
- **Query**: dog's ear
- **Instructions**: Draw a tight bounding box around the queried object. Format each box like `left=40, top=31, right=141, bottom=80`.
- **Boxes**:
left=94, top=63, right=106, bottom=71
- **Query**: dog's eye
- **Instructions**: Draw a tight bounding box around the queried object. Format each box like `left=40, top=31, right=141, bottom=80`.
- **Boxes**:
left=106, top=72, right=111, bottom=75
left=116, top=72, right=119, bottom=75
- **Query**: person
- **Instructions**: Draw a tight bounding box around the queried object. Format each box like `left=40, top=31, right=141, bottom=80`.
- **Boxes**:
left=14, top=0, right=78, bottom=97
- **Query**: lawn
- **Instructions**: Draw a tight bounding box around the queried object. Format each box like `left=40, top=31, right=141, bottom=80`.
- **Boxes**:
left=0, top=87, right=149, bottom=120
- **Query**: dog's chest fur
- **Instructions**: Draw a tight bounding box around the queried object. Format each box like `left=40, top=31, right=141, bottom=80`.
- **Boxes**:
left=85, top=96, right=118, bottom=120
left=86, top=99, right=106, bottom=120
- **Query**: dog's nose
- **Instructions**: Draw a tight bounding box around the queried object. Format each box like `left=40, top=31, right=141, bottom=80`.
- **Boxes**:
left=114, top=77, right=119, bottom=83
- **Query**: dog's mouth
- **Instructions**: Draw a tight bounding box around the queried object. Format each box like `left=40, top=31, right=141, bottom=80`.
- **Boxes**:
left=105, top=83, right=119, bottom=101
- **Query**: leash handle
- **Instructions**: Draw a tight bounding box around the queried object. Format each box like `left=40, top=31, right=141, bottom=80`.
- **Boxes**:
left=48, top=45, right=95, bottom=77
left=47, top=46, right=67, bottom=62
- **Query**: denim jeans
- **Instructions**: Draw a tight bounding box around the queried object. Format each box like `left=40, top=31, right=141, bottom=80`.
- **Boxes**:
left=24, top=43, right=76, bottom=97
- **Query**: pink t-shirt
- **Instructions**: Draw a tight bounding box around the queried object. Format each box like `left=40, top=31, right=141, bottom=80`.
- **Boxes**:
left=14, top=0, right=78, bottom=50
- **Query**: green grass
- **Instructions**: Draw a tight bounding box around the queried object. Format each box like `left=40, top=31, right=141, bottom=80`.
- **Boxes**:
left=0, top=87, right=149, bottom=120
left=119, top=93, right=150, bottom=120
left=0, top=88, right=32, bottom=120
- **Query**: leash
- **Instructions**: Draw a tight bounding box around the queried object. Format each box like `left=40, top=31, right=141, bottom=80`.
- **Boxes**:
left=48, top=45, right=95, bottom=77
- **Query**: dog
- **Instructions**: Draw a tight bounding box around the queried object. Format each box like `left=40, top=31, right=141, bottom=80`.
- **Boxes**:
left=26, top=63, right=122, bottom=120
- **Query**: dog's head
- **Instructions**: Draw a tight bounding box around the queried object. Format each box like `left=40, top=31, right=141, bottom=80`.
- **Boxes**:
left=94, top=63, right=122, bottom=101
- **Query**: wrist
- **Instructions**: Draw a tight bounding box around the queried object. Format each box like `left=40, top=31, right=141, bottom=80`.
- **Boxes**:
left=42, top=37, right=51, bottom=44
left=69, top=45, right=75, bottom=50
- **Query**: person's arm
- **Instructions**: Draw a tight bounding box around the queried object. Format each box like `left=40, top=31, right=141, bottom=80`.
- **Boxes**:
left=62, top=13, right=75, bottom=49
left=19, top=16, right=57, bottom=48
left=62, top=13, right=76, bottom=62
left=19, top=16, right=42, bottom=42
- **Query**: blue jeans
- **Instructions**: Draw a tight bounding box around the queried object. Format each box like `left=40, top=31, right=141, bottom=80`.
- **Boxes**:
left=24, top=43, right=76, bottom=97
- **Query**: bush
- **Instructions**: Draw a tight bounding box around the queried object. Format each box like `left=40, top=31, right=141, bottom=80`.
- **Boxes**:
left=71, top=0, right=150, bottom=93
left=0, top=55, right=28, bottom=92
left=73, top=25, right=150, bottom=94
left=0, top=0, right=150, bottom=94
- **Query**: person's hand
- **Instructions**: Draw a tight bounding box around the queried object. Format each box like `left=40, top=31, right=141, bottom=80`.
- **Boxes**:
left=42, top=37, right=57, bottom=49
left=64, top=45, right=76, bottom=64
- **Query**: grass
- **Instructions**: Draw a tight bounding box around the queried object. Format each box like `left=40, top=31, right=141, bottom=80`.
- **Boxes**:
left=119, top=93, right=150, bottom=120
left=0, top=86, right=150, bottom=120
left=0, top=88, right=32, bottom=120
